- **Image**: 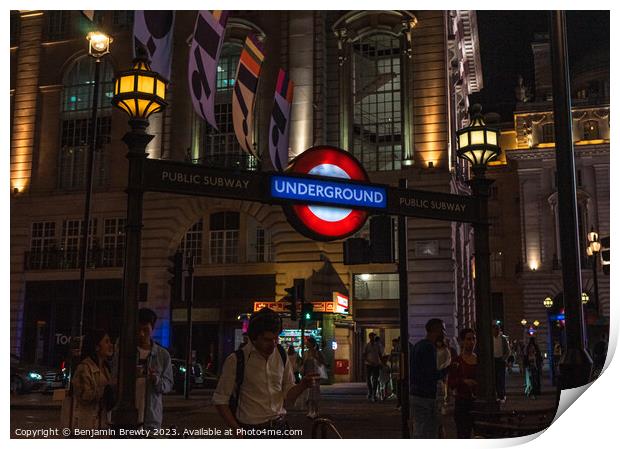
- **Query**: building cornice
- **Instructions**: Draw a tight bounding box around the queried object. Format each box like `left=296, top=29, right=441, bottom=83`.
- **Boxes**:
left=508, top=144, right=610, bottom=161
left=456, top=10, right=483, bottom=93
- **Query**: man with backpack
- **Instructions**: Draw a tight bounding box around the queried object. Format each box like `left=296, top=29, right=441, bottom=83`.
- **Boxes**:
left=213, top=308, right=318, bottom=437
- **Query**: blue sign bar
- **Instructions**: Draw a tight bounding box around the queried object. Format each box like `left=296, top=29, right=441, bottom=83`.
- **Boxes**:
left=271, top=175, right=387, bottom=209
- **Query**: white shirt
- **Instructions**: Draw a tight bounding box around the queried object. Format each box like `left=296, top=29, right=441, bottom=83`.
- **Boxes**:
left=212, top=342, right=296, bottom=425
left=493, top=334, right=504, bottom=358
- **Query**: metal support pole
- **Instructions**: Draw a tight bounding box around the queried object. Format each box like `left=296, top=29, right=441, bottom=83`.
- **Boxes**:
left=397, top=178, right=410, bottom=438
left=549, top=10, right=592, bottom=388
left=184, top=256, right=195, bottom=400
left=74, top=57, right=102, bottom=344
left=300, top=297, right=306, bottom=356
left=592, top=254, right=600, bottom=314
left=110, top=119, right=154, bottom=430
left=470, top=175, right=497, bottom=410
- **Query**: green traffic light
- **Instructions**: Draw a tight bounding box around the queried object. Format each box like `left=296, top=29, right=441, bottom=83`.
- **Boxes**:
left=305, top=313, right=311, bottom=320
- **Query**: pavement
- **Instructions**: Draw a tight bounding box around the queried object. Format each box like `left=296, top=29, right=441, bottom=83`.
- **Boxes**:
left=10, top=367, right=558, bottom=439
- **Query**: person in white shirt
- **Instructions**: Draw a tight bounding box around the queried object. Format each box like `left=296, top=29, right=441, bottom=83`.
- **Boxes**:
left=213, top=308, right=318, bottom=437
left=492, top=323, right=511, bottom=403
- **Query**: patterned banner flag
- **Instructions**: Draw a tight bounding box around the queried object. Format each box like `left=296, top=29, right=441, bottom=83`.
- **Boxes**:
left=269, top=69, right=294, bottom=172
left=133, top=11, right=176, bottom=81
left=232, top=34, right=265, bottom=158
left=82, top=11, right=95, bottom=21
left=188, top=10, right=229, bottom=129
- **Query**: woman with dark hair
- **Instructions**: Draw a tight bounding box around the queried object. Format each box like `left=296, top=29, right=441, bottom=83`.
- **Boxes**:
left=524, top=338, right=543, bottom=399
left=302, top=337, right=325, bottom=418
left=71, top=328, right=114, bottom=430
left=448, top=328, right=478, bottom=438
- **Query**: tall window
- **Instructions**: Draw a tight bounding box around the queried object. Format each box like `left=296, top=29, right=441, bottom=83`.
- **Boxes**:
left=352, top=33, right=402, bottom=171
left=113, top=11, right=134, bottom=29
left=196, top=44, right=258, bottom=171
left=59, top=57, right=114, bottom=190
left=209, top=212, right=240, bottom=264
left=46, top=11, right=71, bottom=41
left=30, top=222, right=56, bottom=252
left=247, top=217, right=272, bottom=262
left=583, top=120, right=600, bottom=140
left=179, top=219, right=204, bottom=265
left=541, top=123, right=555, bottom=144
left=491, top=252, right=504, bottom=278
left=102, top=218, right=126, bottom=267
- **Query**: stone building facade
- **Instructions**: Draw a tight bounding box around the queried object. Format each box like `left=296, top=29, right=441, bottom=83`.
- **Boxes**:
left=10, top=10, right=483, bottom=380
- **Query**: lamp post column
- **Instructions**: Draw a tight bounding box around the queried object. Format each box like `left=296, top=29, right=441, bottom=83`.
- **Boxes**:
left=469, top=173, right=496, bottom=410
left=110, top=119, right=154, bottom=429
left=549, top=10, right=592, bottom=387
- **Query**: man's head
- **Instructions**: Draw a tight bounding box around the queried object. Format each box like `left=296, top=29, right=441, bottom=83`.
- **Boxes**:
left=138, top=308, right=157, bottom=347
left=425, top=318, right=446, bottom=343
left=368, top=332, right=376, bottom=342
left=247, top=308, right=282, bottom=357
left=492, top=323, right=501, bottom=337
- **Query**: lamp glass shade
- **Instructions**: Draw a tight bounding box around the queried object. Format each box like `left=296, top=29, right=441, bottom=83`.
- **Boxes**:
left=521, top=319, right=527, bottom=326
left=87, top=31, right=112, bottom=58
left=586, top=246, right=593, bottom=257
left=533, top=320, right=540, bottom=327
left=590, top=241, right=601, bottom=253
left=588, top=231, right=599, bottom=243
left=486, top=130, right=498, bottom=146
left=581, top=293, right=589, bottom=304
left=112, top=58, right=167, bottom=120
left=470, top=130, right=485, bottom=145
left=544, top=297, right=553, bottom=308
left=459, top=133, right=469, bottom=149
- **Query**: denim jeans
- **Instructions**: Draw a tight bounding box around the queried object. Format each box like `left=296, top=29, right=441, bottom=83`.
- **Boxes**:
left=411, top=395, right=438, bottom=438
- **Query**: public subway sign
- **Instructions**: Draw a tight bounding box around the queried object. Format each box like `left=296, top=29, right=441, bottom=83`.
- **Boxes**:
left=142, top=158, right=266, bottom=203
left=142, top=146, right=482, bottom=242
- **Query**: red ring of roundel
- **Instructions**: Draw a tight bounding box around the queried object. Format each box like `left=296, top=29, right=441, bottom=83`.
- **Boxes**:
left=289, top=146, right=369, bottom=240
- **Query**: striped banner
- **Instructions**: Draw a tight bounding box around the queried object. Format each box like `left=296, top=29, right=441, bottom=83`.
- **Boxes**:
left=133, top=11, right=175, bottom=81
left=269, top=69, right=294, bottom=172
left=188, top=10, right=229, bottom=129
left=232, top=34, right=265, bottom=158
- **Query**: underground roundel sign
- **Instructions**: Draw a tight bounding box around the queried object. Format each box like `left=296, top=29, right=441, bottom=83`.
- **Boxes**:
left=280, top=146, right=371, bottom=241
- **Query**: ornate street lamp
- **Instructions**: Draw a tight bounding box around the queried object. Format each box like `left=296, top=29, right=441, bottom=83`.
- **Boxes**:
left=521, top=319, right=528, bottom=327
left=456, top=104, right=501, bottom=177
left=110, top=54, right=167, bottom=430
left=533, top=320, right=540, bottom=328
left=581, top=292, right=590, bottom=305
left=586, top=227, right=601, bottom=313
left=87, top=31, right=112, bottom=58
left=456, top=104, right=502, bottom=411
left=74, top=29, right=113, bottom=356
left=544, top=297, right=554, bottom=308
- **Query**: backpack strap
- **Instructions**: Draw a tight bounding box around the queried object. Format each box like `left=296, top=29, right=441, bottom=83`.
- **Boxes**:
left=234, top=349, right=245, bottom=394
left=277, top=344, right=287, bottom=366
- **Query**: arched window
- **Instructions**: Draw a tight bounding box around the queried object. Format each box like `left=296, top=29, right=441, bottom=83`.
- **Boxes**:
left=352, top=33, right=402, bottom=171
left=583, top=120, right=600, bottom=140
left=209, top=212, right=240, bottom=264
left=59, top=56, right=114, bottom=190
left=179, top=219, right=204, bottom=265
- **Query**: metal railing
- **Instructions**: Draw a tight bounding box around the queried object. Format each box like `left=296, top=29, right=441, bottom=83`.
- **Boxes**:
left=24, top=247, right=124, bottom=270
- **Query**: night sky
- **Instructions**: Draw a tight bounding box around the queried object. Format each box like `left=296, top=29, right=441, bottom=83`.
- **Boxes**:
left=470, top=10, right=610, bottom=121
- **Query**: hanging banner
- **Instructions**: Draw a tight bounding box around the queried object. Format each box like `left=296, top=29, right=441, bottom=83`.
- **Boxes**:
left=269, top=69, right=294, bottom=171
left=232, top=33, right=265, bottom=158
left=188, top=10, right=229, bottom=129
left=133, top=11, right=175, bottom=81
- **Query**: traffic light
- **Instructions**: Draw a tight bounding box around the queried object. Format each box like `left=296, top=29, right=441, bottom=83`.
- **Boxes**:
left=301, top=302, right=315, bottom=322
left=283, top=283, right=298, bottom=321
left=167, top=251, right=183, bottom=302
left=370, top=215, right=394, bottom=263
left=343, top=237, right=371, bottom=264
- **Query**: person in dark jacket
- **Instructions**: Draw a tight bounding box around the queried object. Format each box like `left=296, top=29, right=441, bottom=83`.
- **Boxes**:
left=410, top=318, right=446, bottom=438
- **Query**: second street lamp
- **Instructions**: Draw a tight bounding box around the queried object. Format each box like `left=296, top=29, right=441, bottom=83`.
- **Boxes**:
left=74, top=29, right=113, bottom=354
left=587, top=228, right=601, bottom=313
left=111, top=53, right=167, bottom=430
left=456, top=104, right=501, bottom=410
